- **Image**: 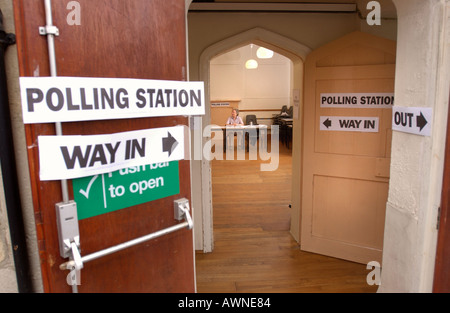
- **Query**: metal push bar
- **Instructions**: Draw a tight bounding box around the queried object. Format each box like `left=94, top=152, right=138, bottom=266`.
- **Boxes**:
left=60, top=199, right=193, bottom=272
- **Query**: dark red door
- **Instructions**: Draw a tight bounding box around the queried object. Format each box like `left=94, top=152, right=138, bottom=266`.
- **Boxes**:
left=14, top=0, right=195, bottom=292
left=433, top=93, right=450, bottom=293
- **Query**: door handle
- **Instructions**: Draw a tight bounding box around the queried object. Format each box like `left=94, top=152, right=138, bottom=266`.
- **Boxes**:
left=59, top=198, right=194, bottom=287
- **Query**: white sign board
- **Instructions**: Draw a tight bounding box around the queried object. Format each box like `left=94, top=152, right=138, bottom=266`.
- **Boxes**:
left=320, top=116, right=379, bottom=133
left=392, top=106, right=432, bottom=136
left=20, top=76, right=205, bottom=124
left=211, top=102, right=230, bottom=107
left=320, top=93, right=394, bottom=108
left=38, top=126, right=186, bottom=181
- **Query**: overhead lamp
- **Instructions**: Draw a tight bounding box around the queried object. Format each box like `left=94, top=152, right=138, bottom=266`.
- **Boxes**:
left=257, top=47, right=274, bottom=59
left=245, top=59, right=258, bottom=69
left=245, top=44, right=258, bottom=69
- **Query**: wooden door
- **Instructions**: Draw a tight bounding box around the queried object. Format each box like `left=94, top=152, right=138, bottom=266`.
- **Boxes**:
left=301, top=32, right=396, bottom=264
left=433, top=92, right=450, bottom=293
left=14, top=0, right=195, bottom=292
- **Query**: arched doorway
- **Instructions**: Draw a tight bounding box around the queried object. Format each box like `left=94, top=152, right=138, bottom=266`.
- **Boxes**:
left=196, top=27, right=311, bottom=252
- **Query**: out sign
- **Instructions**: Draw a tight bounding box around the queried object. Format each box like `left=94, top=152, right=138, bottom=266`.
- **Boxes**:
left=392, top=106, right=432, bottom=136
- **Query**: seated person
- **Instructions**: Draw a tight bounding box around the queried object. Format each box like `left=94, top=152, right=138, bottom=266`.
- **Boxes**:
left=226, top=108, right=244, bottom=126
left=225, top=108, right=244, bottom=150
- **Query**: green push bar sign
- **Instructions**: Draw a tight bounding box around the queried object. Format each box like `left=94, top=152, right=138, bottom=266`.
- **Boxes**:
left=72, top=161, right=180, bottom=220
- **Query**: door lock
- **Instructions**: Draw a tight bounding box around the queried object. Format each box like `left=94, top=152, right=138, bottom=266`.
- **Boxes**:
left=55, top=201, right=80, bottom=259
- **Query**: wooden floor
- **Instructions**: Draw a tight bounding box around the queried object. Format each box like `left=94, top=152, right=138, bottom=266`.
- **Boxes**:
left=195, top=140, right=378, bottom=293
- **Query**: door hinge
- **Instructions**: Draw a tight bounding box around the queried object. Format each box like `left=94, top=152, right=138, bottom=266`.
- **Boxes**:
left=436, top=206, right=441, bottom=230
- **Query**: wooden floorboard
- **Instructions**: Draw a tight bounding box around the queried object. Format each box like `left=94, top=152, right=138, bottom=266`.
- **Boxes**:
left=195, top=140, right=379, bottom=293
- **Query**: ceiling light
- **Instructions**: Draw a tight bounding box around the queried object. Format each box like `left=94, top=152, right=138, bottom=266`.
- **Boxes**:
left=245, top=59, right=258, bottom=69
left=257, top=47, right=274, bottom=59
left=245, top=44, right=258, bottom=69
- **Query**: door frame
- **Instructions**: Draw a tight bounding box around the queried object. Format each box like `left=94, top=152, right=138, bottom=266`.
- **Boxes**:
left=195, top=27, right=311, bottom=252
left=433, top=91, right=450, bottom=292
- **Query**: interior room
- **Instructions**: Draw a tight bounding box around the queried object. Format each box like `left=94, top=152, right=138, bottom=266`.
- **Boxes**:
left=189, top=3, right=394, bottom=292
left=209, top=44, right=293, bottom=127
left=187, top=0, right=449, bottom=293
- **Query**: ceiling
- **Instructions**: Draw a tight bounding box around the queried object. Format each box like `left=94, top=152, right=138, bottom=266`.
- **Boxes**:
left=190, top=0, right=397, bottom=19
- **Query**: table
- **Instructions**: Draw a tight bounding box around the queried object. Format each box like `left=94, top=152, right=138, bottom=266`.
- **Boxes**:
left=279, top=118, right=293, bottom=124
left=211, top=125, right=268, bottom=152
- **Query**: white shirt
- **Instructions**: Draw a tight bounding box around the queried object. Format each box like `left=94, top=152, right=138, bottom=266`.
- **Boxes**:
left=226, top=116, right=244, bottom=125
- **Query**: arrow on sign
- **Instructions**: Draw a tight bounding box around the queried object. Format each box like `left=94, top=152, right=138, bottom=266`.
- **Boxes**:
left=392, top=107, right=432, bottom=136
left=162, top=132, right=179, bottom=157
left=416, top=112, right=428, bottom=131
left=323, top=118, right=332, bottom=129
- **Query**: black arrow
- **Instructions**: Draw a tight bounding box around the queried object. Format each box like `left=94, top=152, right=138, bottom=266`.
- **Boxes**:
left=162, top=132, right=178, bottom=157
left=416, top=112, right=428, bottom=131
left=323, top=118, right=332, bottom=129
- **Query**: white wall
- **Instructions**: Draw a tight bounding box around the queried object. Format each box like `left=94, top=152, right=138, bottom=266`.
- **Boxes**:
left=379, top=0, right=450, bottom=292
left=210, top=44, right=292, bottom=122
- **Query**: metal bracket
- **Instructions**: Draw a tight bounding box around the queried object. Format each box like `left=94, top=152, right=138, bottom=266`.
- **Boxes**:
left=436, top=206, right=441, bottom=230
left=56, top=201, right=83, bottom=289
left=39, top=25, right=59, bottom=36
left=174, top=198, right=193, bottom=229
left=55, top=201, right=80, bottom=259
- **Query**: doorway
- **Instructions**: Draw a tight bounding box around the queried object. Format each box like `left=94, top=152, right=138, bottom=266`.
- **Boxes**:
left=208, top=42, right=294, bottom=234
left=195, top=28, right=310, bottom=253
left=205, top=43, right=295, bottom=290
left=194, top=33, right=377, bottom=292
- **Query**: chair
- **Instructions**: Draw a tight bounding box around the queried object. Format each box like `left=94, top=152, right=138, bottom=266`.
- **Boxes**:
left=287, top=106, right=293, bottom=118
left=274, top=106, right=293, bottom=148
left=246, top=114, right=258, bottom=125
left=272, top=105, right=289, bottom=125
left=245, top=115, right=258, bottom=151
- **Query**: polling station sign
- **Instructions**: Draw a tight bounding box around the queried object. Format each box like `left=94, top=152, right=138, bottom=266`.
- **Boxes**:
left=20, top=76, right=205, bottom=123
left=38, top=126, right=186, bottom=181
left=320, top=93, right=394, bottom=108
